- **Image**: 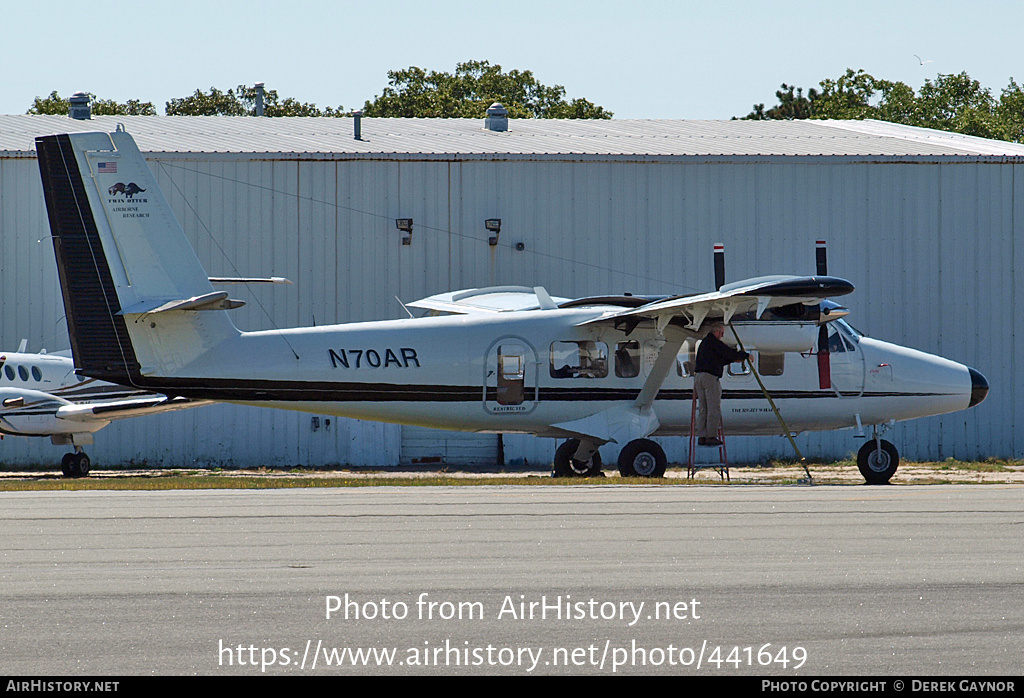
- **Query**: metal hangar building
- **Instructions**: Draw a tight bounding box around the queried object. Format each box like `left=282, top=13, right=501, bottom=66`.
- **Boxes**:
left=0, top=113, right=1021, bottom=468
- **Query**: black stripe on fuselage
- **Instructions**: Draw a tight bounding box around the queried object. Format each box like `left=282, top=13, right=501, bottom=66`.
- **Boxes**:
left=35, top=134, right=142, bottom=386
left=126, top=376, right=949, bottom=403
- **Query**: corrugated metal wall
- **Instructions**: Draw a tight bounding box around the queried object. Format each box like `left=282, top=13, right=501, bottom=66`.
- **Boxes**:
left=0, top=152, right=1018, bottom=466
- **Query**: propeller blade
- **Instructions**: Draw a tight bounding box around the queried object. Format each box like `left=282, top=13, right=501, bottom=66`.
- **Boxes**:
left=714, top=243, right=726, bottom=291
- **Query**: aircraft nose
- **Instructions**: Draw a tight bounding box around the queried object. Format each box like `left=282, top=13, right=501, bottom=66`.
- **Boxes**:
left=968, top=367, right=989, bottom=407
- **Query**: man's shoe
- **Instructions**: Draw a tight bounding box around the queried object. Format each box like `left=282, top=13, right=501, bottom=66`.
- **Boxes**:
left=697, top=437, right=708, bottom=445
left=704, top=437, right=723, bottom=447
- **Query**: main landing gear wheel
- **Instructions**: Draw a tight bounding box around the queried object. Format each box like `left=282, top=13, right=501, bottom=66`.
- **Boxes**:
left=552, top=439, right=603, bottom=478
left=61, top=452, right=91, bottom=478
left=857, top=439, right=898, bottom=485
left=617, top=438, right=667, bottom=478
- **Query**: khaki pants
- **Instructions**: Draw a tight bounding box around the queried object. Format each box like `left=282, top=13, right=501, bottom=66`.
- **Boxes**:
left=694, top=371, right=722, bottom=439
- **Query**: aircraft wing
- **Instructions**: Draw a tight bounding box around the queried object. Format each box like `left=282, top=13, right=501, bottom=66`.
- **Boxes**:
left=54, top=395, right=213, bottom=422
left=577, top=275, right=854, bottom=331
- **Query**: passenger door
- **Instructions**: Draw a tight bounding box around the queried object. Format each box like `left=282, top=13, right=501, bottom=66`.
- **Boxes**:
left=484, top=338, right=538, bottom=414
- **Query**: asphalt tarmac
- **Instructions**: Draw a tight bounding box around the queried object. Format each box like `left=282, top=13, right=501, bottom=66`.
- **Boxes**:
left=1, top=485, right=1021, bottom=676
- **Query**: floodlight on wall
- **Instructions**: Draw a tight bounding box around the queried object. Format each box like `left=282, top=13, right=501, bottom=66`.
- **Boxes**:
left=485, top=218, right=501, bottom=246
left=396, top=218, right=413, bottom=245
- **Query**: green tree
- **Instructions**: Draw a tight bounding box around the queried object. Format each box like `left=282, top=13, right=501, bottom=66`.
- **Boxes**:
left=738, top=69, right=1024, bottom=143
left=165, top=85, right=345, bottom=117
left=743, top=83, right=819, bottom=120
left=362, top=60, right=612, bottom=119
left=915, top=72, right=1003, bottom=139
left=27, top=91, right=156, bottom=116
left=995, top=79, right=1024, bottom=143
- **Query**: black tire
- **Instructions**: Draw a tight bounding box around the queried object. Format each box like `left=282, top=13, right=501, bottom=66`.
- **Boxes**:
left=552, top=439, right=603, bottom=478
left=857, top=439, right=898, bottom=484
left=75, top=453, right=91, bottom=478
left=61, top=453, right=76, bottom=478
left=618, top=439, right=667, bottom=478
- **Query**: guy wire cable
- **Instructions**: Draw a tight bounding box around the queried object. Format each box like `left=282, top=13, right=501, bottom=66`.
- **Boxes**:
left=727, top=321, right=813, bottom=483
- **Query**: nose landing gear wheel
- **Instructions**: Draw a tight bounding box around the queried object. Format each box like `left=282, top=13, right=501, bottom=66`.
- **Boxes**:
left=857, top=439, right=898, bottom=484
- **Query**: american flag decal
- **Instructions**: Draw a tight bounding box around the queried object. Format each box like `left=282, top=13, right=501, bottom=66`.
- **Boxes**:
left=97, top=162, right=117, bottom=173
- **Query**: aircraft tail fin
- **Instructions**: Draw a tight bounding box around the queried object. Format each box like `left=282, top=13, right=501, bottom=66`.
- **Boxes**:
left=36, top=131, right=237, bottom=385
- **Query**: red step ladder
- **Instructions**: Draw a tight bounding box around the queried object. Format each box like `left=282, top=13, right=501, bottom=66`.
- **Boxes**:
left=687, top=390, right=729, bottom=480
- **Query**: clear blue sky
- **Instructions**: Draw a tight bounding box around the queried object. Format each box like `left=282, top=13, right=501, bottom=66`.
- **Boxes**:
left=4, top=0, right=1021, bottom=119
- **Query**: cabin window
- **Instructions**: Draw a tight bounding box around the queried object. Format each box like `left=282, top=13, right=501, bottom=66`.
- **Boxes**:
left=17, top=366, right=28, bottom=381
left=550, top=341, right=608, bottom=379
left=759, top=352, right=785, bottom=376
left=4, top=365, right=13, bottom=380
left=31, top=366, right=42, bottom=381
left=727, top=360, right=751, bottom=377
left=675, top=340, right=696, bottom=377
left=614, top=341, right=640, bottom=378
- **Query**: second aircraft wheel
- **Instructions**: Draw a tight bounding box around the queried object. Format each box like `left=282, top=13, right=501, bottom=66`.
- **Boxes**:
left=617, top=439, right=667, bottom=478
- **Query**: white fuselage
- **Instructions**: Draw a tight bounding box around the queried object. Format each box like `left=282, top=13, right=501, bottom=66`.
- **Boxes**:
left=164, top=307, right=975, bottom=438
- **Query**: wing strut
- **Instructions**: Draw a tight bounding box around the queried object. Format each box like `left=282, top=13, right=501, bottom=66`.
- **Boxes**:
left=634, top=325, right=687, bottom=411
left=728, top=321, right=814, bottom=483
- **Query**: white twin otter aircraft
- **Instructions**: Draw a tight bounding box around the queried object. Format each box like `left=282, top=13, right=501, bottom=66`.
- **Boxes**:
left=35, top=129, right=988, bottom=483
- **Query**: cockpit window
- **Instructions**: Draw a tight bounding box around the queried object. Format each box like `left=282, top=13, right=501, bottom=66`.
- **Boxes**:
left=827, top=326, right=847, bottom=353
left=828, top=325, right=858, bottom=352
left=836, top=319, right=863, bottom=340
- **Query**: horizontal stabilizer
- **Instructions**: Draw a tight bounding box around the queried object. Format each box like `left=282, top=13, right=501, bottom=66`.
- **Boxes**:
left=55, top=396, right=212, bottom=422
left=119, top=291, right=245, bottom=315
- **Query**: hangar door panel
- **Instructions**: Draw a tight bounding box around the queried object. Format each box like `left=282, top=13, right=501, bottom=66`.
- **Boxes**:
left=400, top=426, right=498, bottom=466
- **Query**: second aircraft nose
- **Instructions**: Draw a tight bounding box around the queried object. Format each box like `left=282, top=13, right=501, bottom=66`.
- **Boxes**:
left=968, top=367, right=989, bottom=407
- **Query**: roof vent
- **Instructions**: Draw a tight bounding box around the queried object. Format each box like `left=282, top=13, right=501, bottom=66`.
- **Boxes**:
left=254, top=82, right=265, bottom=116
left=68, top=91, right=91, bottom=120
left=484, top=102, right=508, bottom=132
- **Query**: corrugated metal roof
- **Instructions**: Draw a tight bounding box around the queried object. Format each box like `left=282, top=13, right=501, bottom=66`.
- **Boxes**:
left=2, top=114, right=1024, bottom=159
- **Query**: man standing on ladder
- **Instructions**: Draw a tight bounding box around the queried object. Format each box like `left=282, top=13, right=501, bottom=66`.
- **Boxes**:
left=694, top=322, right=749, bottom=446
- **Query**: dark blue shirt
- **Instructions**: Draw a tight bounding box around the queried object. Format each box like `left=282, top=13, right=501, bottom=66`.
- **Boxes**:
left=694, top=332, right=748, bottom=378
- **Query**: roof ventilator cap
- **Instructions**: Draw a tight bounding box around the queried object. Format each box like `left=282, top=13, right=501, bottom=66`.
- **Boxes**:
left=484, top=102, right=508, bottom=132
left=68, top=91, right=91, bottom=120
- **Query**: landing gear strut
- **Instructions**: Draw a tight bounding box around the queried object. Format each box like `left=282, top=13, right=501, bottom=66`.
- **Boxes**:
left=60, top=449, right=91, bottom=478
